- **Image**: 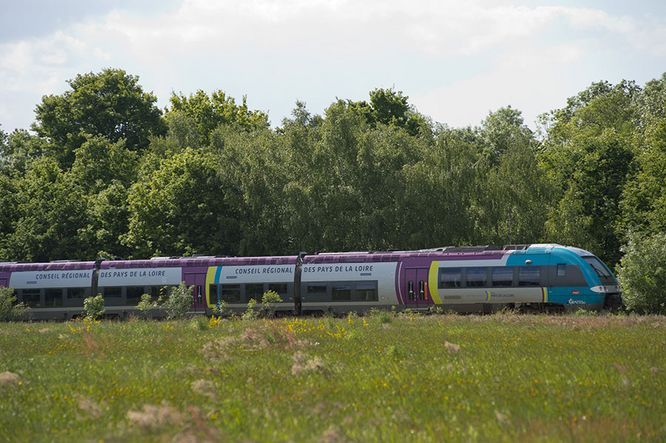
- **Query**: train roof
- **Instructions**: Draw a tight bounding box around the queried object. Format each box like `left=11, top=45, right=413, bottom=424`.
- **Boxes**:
left=1, top=244, right=595, bottom=271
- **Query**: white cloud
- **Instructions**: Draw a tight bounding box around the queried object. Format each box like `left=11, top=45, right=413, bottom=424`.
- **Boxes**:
left=412, top=44, right=589, bottom=128
left=0, top=0, right=665, bottom=132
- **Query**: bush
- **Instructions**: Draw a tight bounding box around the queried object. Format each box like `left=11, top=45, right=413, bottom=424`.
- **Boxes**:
left=617, top=232, right=666, bottom=315
left=242, top=298, right=258, bottom=321
left=260, top=290, right=283, bottom=318
left=0, top=287, right=29, bottom=321
left=83, top=294, right=105, bottom=320
left=211, top=299, right=229, bottom=317
left=137, top=293, right=158, bottom=318
left=161, top=283, right=193, bottom=320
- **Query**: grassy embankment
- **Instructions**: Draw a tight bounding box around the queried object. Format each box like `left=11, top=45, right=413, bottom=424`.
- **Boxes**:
left=0, top=313, right=664, bottom=442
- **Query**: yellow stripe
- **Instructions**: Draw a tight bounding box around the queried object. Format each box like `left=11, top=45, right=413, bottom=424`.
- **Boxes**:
left=205, top=266, right=217, bottom=308
left=429, top=261, right=442, bottom=305
left=541, top=287, right=549, bottom=303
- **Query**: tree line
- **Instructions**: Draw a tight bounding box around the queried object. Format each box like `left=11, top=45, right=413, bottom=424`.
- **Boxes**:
left=0, top=69, right=664, bottom=276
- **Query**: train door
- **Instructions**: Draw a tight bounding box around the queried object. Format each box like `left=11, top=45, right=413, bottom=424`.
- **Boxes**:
left=404, top=267, right=430, bottom=308
left=184, top=272, right=207, bottom=312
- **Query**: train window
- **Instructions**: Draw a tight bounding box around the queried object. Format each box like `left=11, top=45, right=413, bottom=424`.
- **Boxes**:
left=439, top=268, right=462, bottom=288
left=304, top=284, right=328, bottom=302
left=21, top=289, right=41, bottom=308
left=245, top=284, right=265, bottom=302
left=465, top=267, right=487, bottom=288
left=491, top=267, right=514, bottom=287
left=126, top=286, right=145, bottom=305
left=220, top=284, right=241, bottom=303
left=407, top=281, right=415, bottom=300
left=583, top=256, right=617, bottom=285
left=101, top=287, right=122, bottom=298
left=67, top=288, right=86, bottom=299
left=332, top=284, right=352, bottom=302
left=418, top=281, right=425, bottom=300
left=550, top=265, right=587, bottom=287
left=518, top=267, right=541, bottom=287
left=44, top=289, right=63, bottom=307
left=353, top=282, right=378, bottom=301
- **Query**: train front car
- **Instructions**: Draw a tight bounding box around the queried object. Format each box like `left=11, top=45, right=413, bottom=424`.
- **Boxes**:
left=426, top=244, right=622, bottom=313
left=552, top=246, right=622, bottom=311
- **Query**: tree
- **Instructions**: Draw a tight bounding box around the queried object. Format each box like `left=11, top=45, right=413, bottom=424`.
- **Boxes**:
left=0, top=174, right=18, bottom=257
left=123, top=148, right=239, bottom=257
left=617, top=232, right=666, bottom=314
left=33, top=68, right=165, bottom=165
left=167, top=90, right=269, bottom=146
left=540, top=81, right=638, bottom=264
left=212, top=126, right=291, bottom=255
left=474, top=108, right=551, bottom=244
left=3, top=158, right=91, bottom=261
left=347, top=88, right=431, bottom=137
left=619, top=75, right=666, bottom=240
left=400, top=126, right=480, bottom=248
left=0, top=129, right=48, bottom=175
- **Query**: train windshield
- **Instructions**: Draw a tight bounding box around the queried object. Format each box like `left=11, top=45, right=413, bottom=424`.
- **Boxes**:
left=583, top=256, right=617, bottom=285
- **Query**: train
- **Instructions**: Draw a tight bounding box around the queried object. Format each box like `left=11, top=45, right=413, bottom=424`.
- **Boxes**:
left=0, top=244, right=622, bottom=320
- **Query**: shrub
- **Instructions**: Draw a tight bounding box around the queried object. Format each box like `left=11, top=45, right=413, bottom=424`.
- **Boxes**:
left=0, top=287, right=29, bottom=321
left=368, top=308, right=393, bottom=324
left=161, top=283, right=193, bottom=320
left=617, top=232, right=666, bottom=314
left=83, top=294, right=105, bottom=320
left=260, top=290, right=283, bottom=318
left=242, top=299, right=258, bottom=321
left=137, top=293, right=159, bottom=319
left=211, top=299, right=229, bottom=317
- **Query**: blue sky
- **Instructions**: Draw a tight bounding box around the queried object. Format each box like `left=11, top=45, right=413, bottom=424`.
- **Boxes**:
left=1, top=0, right=665, bottom=132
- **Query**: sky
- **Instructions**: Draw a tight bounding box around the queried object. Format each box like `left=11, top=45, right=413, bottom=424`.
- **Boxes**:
left=1, top=0, right=666, bottom=132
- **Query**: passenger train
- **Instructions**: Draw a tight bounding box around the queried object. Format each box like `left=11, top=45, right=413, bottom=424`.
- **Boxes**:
left=0, top=244, right=622, bottom=320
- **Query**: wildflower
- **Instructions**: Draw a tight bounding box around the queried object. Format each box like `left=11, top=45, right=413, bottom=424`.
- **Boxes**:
left=208, top=316, right=223, bottom=328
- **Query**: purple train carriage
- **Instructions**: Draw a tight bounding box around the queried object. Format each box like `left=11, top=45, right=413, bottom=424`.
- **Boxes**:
left=0, top=244, right=622, bottom=320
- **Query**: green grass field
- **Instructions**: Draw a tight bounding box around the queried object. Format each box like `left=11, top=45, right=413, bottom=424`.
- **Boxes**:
left=0, top=313, right=664, bottom=442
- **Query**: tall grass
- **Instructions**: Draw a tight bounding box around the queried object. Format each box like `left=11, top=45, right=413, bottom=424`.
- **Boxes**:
left=0, top=314, right=664, bottom=442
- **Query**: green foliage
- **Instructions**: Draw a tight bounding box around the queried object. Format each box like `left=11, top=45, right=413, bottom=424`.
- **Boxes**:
left=167, top=90, right=269, bottom=146
left=242, top=299, right=258, bottom=321
left=0, top=316, right=664, bottom=440
left=83, top=294, right=105, bottom=320
left=617, top=232, right=666, bottom=314
left=3, top=157, right=91, bottom=261
left=260, top=290, right=283, bottom=318
left=160, top=283, right=193, bottom=320
left=137, top=294, right=156, bottom=313
left=540, top=81, right=638, bottom=265
left=123, top=147, right=239, bottom=257
left=33, top=68, right=165, bottom=165
left=1, top=68, right=665, bottom=270
left=618, top=75, right=666, bottom=241
left=0, top=288, right=29, bottom=321
left=211, top=300, right=229, bottom=317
